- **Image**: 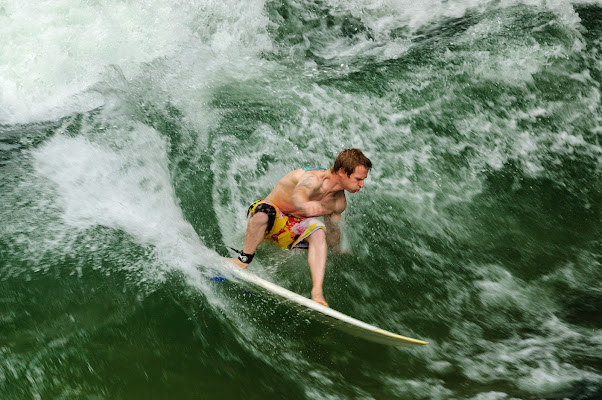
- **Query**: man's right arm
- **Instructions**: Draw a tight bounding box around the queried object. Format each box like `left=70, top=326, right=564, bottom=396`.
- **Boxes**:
left=291, top=173, right=328, bottom=217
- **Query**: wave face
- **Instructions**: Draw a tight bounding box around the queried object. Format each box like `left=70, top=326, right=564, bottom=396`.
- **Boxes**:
left=1, top=1, right=601, bottom=399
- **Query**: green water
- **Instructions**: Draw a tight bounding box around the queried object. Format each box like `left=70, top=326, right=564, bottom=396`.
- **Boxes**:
left=1, top=1, right=601, bottom=399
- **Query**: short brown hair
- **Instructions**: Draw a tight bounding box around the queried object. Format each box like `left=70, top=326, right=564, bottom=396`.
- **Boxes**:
left=331, top=148, right=372, bottom=176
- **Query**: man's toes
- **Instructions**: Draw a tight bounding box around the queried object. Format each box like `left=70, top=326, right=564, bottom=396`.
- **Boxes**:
left=313, top=298, right=329, bottom=307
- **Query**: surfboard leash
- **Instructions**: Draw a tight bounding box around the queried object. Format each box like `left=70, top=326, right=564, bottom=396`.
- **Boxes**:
left=228, top=247, right=254, bottom=264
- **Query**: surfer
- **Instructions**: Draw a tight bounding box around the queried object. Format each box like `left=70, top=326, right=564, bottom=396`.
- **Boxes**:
left=229, top=148, right=372, bottom=307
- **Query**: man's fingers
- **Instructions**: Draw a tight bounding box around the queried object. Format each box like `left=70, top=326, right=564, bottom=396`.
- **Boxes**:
left=303, top=202, right=327, bottom=217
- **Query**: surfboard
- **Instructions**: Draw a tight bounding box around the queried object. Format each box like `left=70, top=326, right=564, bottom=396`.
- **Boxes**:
left=220, top=262, right=428, bottom=347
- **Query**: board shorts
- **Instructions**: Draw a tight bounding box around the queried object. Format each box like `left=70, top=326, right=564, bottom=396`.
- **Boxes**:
left=247, top=200, right=325, bottom=250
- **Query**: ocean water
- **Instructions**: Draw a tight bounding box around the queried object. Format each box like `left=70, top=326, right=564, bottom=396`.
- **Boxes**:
left=1, top=0, right=601, bottom=399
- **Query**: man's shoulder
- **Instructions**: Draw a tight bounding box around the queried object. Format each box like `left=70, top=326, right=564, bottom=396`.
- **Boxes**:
left=287, top=168, right=308, bottom=183
left=295, top=169, right=326, bottom=185
left=278, top=169, right=305, bottom=182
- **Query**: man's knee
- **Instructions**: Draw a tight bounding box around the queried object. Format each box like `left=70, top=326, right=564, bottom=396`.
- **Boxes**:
left=251, top=203, right=276, bottom=232
left=308, top=229, right=326, bottom=245
left=250, top=211, right=269, bottom=227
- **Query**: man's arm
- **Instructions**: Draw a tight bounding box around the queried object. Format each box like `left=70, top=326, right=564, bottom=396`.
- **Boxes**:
left=324, top=212, right=342, bottom=250
left=291, top=173, right=328, bottom=217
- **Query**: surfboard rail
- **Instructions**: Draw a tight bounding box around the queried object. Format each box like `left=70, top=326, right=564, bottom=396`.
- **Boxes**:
left=221, top=263, right=428, bottom=347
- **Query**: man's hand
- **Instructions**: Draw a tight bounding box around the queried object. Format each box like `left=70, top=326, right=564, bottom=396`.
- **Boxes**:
left=227, top=258, right=249, bottom=269
left=301, top=201, right=328, bottom=217
left=292, top=174, right=328, bottom=217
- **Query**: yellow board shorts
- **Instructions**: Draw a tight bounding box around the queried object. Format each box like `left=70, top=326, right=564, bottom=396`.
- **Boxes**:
left=247, top=200, right=325, bottom=249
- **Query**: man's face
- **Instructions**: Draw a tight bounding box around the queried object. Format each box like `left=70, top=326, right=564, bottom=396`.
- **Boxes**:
left=339, top=165, right=369, bottom=193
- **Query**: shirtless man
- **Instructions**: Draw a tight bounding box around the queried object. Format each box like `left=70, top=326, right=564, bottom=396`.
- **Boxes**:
left=229, top=149, right=372, bottom=307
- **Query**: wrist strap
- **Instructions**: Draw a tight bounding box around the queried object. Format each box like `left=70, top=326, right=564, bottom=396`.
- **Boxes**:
left=229, top=247, right=254, bottom=264
left=238, top=251, right=254, bottom=264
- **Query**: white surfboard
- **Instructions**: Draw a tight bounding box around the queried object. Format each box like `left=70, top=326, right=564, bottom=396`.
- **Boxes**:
left=220, top=262, right=428, bottom=347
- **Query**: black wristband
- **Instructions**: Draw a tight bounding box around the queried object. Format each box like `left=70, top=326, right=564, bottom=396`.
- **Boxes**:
left=238, top=251, right=254, bottom=264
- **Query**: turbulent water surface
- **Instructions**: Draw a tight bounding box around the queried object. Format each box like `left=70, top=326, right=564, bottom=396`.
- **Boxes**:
left=1, top=1, right=602, bottom=399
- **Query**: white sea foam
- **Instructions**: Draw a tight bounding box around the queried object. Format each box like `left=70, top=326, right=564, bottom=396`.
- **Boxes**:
left=0, top=0, right=272, bottom=125
left=467, top=392, right=514, bottom=400
left=32, top=123, right=217, bottom=283
left=2, top=0, right=590, bottom=125
left=382, top=376, right=453, bottom=399
left=458, top=315, right=601, bottom=394
left=0, top=1, right=191, bottom=124
left=4, top=1, right=601, bottom=398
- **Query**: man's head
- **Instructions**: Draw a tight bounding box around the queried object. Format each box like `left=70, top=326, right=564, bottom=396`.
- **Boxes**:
left=331, top=148, right=372, bottom=176
left=331, top=149, right=372, bottom=193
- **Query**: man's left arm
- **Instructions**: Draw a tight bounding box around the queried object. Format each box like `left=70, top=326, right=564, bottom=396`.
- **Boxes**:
left=324, top=212, right=342, bottom=251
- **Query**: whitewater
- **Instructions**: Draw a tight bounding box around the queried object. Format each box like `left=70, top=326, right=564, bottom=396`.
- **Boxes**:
left=1, top=1, right=601, bottom=399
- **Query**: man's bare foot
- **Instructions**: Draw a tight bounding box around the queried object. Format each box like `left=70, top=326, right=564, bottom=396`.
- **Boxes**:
left=227, top=258, right=249, bottom=269
left=311, top=293, right=329, bottom=307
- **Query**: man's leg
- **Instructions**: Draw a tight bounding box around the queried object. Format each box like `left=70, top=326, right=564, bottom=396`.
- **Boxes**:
left=304, top=229, right=329, bottom=307
left=230, top=212, right=268, bottom=269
